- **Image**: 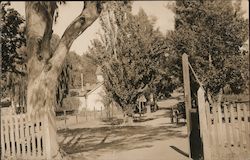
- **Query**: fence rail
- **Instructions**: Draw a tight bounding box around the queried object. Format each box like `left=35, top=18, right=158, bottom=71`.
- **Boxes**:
left=55, top=106, right=123, bottom=129
left=198, top=88, right=250, bottom=160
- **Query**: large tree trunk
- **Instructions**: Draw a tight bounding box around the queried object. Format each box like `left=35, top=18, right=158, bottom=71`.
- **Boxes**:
left=25, top=2, right=102, bottom=116
left=24, top=2, right=102, bottom=159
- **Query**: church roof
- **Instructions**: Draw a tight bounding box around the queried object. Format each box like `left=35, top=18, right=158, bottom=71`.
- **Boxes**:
left=86, top=82, right=104, bottom=96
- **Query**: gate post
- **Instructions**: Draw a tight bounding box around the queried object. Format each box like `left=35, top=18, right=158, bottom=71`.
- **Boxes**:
left=198, top=87, right=212, bottom=160
left=182, top=53, right=192, bottom=158
left=182, top=53, right=203, bottom=159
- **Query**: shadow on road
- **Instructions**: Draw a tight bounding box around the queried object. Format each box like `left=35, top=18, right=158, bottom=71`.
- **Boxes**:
left=58, top=125, right=187, bottom=155
left=170, top=145, right=189, bottom=158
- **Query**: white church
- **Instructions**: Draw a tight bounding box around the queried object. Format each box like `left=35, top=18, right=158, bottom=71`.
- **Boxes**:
left=77, top=66, right=105, bottom=111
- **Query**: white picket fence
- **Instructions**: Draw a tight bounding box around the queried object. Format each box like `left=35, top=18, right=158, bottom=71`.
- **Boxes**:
left=198, top=88, right=250, bottom=160
left=1, top=111, right=59, bottom=160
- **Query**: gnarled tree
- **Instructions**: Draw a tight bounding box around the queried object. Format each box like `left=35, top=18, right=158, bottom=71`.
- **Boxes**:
left=25, top=1, right=103, bottom=116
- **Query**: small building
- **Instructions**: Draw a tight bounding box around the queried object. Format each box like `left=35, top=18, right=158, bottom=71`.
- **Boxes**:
left=85, top=82, right=105, bottom=111
left=60, top=66, right=106, bottom=113
left=84, top=66, right=105, bottom=111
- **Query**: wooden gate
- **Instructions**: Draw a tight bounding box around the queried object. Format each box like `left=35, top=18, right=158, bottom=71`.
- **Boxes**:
left=182, top=53, right=250, bottom=160
left=1, top=112, right=59, bottom=160
left=198, top=88, right=250, bottom=160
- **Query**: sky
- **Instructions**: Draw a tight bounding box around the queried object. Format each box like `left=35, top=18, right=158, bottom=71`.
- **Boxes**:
left=10, top=1, right=249, bottom=55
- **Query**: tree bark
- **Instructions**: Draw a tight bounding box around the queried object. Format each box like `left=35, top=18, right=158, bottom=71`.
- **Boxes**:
left=25, top=2, right=102, bottom=117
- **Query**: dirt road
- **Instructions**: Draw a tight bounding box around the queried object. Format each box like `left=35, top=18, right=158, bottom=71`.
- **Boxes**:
left=58, top=98, right=189, bottom=160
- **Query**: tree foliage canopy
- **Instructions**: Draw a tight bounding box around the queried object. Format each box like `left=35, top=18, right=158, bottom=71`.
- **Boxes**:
left=1, top=2, right=26, bottom=75
left=88, top=3, right=176, bottom=113
left=167, top=0, right=249, bottom=96
left=1, top=2, right=26, bottom=103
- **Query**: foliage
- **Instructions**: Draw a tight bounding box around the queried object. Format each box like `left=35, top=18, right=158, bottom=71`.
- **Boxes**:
left=88, top=4, right=176, bottom=113
left=1, top=2, right=26, bottom=74
left=54, top=39, right=97, bottom=107
left=65, top=52, right=97, bottom=89
left=167, top=0, right=249, bottom=97
left=61, top=97, right=80, bottom=111
left=1, top=2, right=26, bottom=103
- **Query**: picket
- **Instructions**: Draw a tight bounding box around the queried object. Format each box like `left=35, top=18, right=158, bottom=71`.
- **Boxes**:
left=213, top=104, right=220, bottom=158
left=243, top=104, right=250, bottom=150
left=236, top=104, right=244, bottom=149
left=26, top=116, right=31, bottom=157
left=36, top=121, right=41, bottom=157
left=205, top=102, right=213, bottom=146
left=197, top=87, right=212, bottom=160
left=195, top=85, right=250, bottom=160
left=0, top=112, right=53, bottom=159
left=230, top=104, right=237, bottom=147
left=14, top=116, right=20, bottom=156
left=217, top=101, right=223, bottom=146
left=5, top=117, right=10, bottom=156
left=31, top=122, right=36, bottom=157
left=1, top=118, right=6, bottom=157
left=20, top=114, right=25, bottom=156
left=10, top=117, right=15, bottom=156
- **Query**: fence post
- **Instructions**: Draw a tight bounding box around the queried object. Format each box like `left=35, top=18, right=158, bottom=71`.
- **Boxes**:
left=75, top=112, right=78, bottom=124
left=112, top=102, right=114, bottom=118
left=85, top=108, right=88, bottom=121
left=64, top=110, right=66, bottom=128
left=101, top=106, right=103, bottom=119
left=93, top=107, right=95, bottom=119
left=182, top=53, right=192, bottom=158
left=198, top=87, right=212, bottom=160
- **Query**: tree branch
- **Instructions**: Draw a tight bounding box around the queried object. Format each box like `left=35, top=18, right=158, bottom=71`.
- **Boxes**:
left=60, top=1, right=101, bottom=49
left=40, top=2, right=56, bottom=61
left=48, top=1, right=102, bottom=78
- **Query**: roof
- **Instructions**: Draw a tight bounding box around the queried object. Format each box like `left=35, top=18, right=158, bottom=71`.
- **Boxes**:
left=86, top=82, right=104, bottom=96
left=137, top=95, right=147, bottom=102
left=67, top=82, right=104, bottom=98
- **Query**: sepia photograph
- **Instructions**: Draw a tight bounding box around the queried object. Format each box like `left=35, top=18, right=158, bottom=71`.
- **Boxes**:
left=0, top=1, right=249, bottom=160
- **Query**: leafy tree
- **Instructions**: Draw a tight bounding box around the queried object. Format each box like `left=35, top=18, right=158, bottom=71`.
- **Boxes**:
left=1, top=2, right=26, bottom=111
left=88, top=4, right=175, bottom=116
left=65, top=52, right=97, bottom=89
left=61, top=97, right=80, bottom=111
left=167, top=0, right=249, bottom=103
left=1, top=2, right=26, bottom=75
